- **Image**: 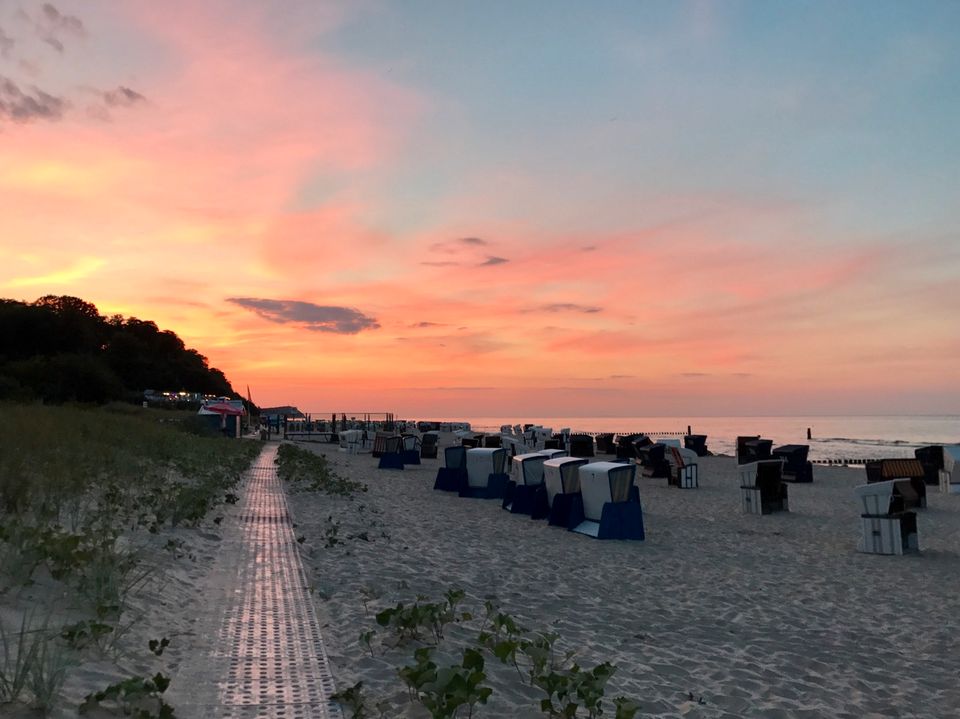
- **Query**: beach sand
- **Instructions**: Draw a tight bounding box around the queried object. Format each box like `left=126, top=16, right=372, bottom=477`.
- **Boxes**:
left=289, top=435, right=960, bottom=718
left=6, top=435, right=958, bottom=718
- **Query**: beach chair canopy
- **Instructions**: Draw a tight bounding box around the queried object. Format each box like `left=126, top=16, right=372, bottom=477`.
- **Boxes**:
left=466, top=447, right=507, bottom=488
left=543, top=457, right=588, bottom=506
left=401, top=434, right=421, bottom=452
left=855, top=480, right=911, bottom=516
left=511, top=452, right=548, bottom=486
left=578, top=462, right=637, bottom=522
left=538, top=448, right=567, bottom=459
left=421, top=432, right=439, bottom=458
left=866, top=459, right=925, bottom=482
left=568, top=434, right=595, bottom=457
left=914, top=445, right=945, bottom=469
left=616, top=434, right=649, bottom=459
left=656, top=438, right=682, bottom=448
left=444, top=445, right=467, bottom=469
left=772, top=444, right=810, bottom=474
left=595, top=433, right=616, bottom=454
left=737, top=436, right=773, bottom=464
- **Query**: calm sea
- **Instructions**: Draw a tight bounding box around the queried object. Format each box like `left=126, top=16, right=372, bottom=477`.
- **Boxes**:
left=423, top=416, right=960, bottom=462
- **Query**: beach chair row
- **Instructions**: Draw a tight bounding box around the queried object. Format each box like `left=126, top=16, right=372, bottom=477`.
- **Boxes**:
left=433, top=447, right=645, bottom=541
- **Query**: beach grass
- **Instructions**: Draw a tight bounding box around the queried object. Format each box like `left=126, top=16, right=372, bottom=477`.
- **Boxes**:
left=0, top=402, right=259, bottom=715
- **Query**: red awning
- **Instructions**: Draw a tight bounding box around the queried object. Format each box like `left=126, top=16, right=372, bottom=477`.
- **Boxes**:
left=202, top=402, right=245, bottom=416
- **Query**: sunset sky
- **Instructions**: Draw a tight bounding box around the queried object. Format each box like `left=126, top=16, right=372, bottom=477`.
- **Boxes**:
left=2, top=1, right=959, bottom=417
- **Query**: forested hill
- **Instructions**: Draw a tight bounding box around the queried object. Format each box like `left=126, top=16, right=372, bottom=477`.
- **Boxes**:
left=0, top=295, right=236, bottom=404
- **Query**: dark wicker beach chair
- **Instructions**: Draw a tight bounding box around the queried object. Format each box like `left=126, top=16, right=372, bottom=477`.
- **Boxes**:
left=772, top=444, right=813, bottom=482
left=736, top=435, right=773, bottom=464
left=594, top=433, right=616, bottom=454
left=739, top=459, right=788, bottom=514
left=420, top=432, right=439, bottom=459
left=616, top=434, right=649, bottom=460
left=568, top=434, right=595, bottom=457
left=914, top=446, right=944, bottom=486
left=683, top=434, right=710, bottom=456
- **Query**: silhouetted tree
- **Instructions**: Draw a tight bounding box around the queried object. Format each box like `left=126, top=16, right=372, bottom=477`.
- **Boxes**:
left=0, top=296, right=238, bottom=404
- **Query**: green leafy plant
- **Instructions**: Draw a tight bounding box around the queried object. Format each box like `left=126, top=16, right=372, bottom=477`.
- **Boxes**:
left=375, top=589, right=469, bottom=645
left=60, top=619, right=114, bottom=651
left=148, top=637, right=170, bottom=656
left=398, top=647, right=492, bottom=719
left=79, top=672, right=176, bottom=718
left=330, top=681, right=373, bottom=719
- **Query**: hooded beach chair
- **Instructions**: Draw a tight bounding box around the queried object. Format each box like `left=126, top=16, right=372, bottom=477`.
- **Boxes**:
left=338, top=429, right=363, bottom=454
left=940, top=446, right=960, bottom=494
left=371, top=431, right=393, bottom=458
left=400, top=434, right=422, bottom=465
left=772, top=444, right=813, bottom=483
left=636, top=443, right=670, bottom=479
left=739, top=459, right=788, bottom=514
left=377, top=435, right=404, bottom=470
left=666, top=446, right=699, bottom=488
left=914, top=445, right=945, bottom=486
left=683, top=434, right=710, bottom=456
left=568, top=434, right=595, bottom=457
left=595, top=433, right=616, bottom=454
left=503, top=452, right=549, bottom=516
left=570, top=462, right=644, bottom=540
left=543, top=456, right=588, bottom=527
left=855, top=480, right=919, bottom=555
left=434, top=446, right=467, bottom=491
left=865, top=459, right=926, bottom=509
left=420, top=431, right=439, bottom=459
left=616, top=434, right=650, bottom=460
left=461, top=447, right=509, bottom=499
left=538, top=448, right=567, bottom=459
left=737, top=436, right=773, bottom=464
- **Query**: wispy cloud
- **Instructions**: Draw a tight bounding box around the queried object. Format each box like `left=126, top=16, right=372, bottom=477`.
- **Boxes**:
left=103, top=86, right=146, bottom=108
left=0, top=75, right=66, bottom=122
left=34, top=3, right=86, bottom=53
left=542, top=303, right=601, bottom=314
left=479, top=255, right=508, bottom=266
left=227, top=297, right=380, bottom=334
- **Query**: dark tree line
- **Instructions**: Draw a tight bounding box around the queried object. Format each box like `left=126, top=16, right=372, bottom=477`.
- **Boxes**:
left=0, top=295, right=237, bottom=404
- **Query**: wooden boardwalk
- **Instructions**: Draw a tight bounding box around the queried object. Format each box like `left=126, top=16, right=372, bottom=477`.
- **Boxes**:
left=171, top=444, right=341, bottom=719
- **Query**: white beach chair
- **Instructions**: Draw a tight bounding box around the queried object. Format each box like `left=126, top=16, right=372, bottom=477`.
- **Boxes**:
left=940, top=446, right=960, bottom=494
left=666, top=446, right=699, bottom=488
left=339, top=429, right=362, bottom=454
left=543, top=457, right=588, bottom=527
left=462, top=447, right=509, bottom=499
left=510, top=452, right=548, bottom=487
left=504, top=452, right=549, bottom=515
left=739, top=459, right=788, bottom=514
left=855, top=481, right=919, bottom=555
left=538, top=448, right=567, bottom=459
left=571, top=462, right=644, bottom=540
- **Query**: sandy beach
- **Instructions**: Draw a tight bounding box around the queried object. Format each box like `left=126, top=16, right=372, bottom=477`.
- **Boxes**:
left=5, top=432, right=957, bottom=718
left=287, top=434, right=960, bottom=718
